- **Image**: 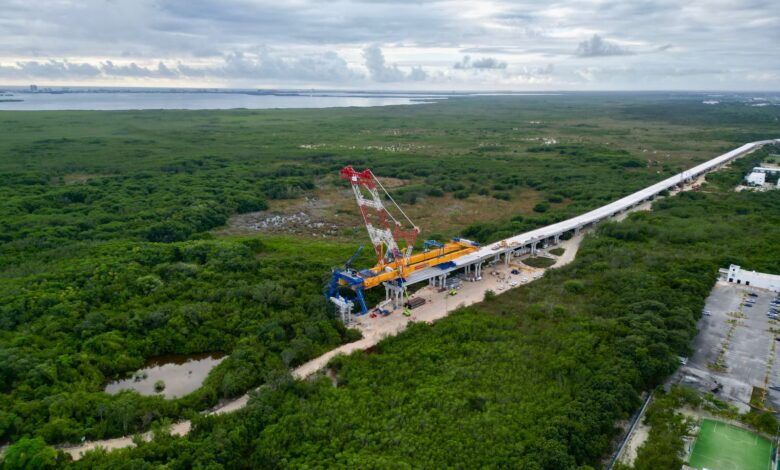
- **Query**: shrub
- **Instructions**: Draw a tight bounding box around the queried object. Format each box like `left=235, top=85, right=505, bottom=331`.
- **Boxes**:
left=563, top=280, right=585, bottom=294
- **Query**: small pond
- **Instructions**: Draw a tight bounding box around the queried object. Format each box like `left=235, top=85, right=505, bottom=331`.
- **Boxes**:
left=105, top=352, right=227, bottom=399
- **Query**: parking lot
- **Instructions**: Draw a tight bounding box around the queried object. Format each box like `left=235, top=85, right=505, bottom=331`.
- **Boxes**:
left=672, top=281, right=780, bottom=413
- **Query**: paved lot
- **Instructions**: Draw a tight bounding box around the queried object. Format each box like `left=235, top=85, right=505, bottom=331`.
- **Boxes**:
left=673, top=281, right=780, bottom=413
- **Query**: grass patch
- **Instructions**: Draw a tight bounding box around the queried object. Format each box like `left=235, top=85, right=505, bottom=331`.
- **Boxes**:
left=522, top=256, right=556, bottom=268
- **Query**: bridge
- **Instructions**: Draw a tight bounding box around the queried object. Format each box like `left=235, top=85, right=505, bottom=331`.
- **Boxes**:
left=367, top=139, right=779, bottom=312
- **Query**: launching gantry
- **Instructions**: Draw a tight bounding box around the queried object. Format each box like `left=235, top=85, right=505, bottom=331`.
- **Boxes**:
left=327, top=166, right=480, bottom=319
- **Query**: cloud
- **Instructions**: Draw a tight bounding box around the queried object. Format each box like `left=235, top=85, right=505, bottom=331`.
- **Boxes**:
left=575, top=34, right=633, bottom=57
left=454, top=55, right=507, bottom=70
left=0, top=49, right=360, bottom=83
left=0, top=60, right=102, bottom=79
left=220, top=49, right=359, bottom=82
left=101, top=61, right=180, bottom=78
left=362, top=45, right=426, bottom=82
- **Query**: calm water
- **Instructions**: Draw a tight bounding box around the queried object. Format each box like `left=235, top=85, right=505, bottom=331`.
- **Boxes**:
left=0, top=92, right=434, bottom=110
left=105, top=352, right=226, bottom=399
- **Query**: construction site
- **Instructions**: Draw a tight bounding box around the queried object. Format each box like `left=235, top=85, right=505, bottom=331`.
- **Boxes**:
left=327, top=140, right=779, bottom=326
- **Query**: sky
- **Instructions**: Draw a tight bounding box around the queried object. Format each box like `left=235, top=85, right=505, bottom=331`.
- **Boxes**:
left=0, top=0, right=778, bottom=91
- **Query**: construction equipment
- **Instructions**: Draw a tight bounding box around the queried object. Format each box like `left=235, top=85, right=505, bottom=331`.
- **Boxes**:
left=405, top=297, right=426, bottom=310
left=327, top=166, right=480, bottom=315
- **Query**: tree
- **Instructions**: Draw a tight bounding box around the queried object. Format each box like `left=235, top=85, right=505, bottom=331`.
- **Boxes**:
left=1, top=437, right=59, bottom=469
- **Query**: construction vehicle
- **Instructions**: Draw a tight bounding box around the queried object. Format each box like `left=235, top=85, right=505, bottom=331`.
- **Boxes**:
left=327, top=166, right=479, bottom=315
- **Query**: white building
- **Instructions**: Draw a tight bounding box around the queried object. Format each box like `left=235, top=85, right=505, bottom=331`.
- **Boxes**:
left=746, top=171, right=766, bottom=186
left=753, top=167, right=780, bottom=174
left=721, top=265, right=780, bottom=291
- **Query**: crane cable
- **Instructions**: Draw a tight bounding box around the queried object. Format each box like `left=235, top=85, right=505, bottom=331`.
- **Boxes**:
left=369, top=170, right=418, bottom=232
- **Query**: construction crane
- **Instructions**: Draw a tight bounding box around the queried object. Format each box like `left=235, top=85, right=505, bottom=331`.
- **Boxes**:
left=327, top=166, right=480, bottom=315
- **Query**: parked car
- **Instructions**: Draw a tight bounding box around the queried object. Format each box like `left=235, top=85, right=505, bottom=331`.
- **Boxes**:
left=744, top=303, right=753, bottom=308
left=703, top=310, right=712, bottom=316
left=748, top=293, right=759, bottom=297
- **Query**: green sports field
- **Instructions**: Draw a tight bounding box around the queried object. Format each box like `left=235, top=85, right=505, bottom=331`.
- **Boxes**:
left=689, top=419, right=773, bottom=470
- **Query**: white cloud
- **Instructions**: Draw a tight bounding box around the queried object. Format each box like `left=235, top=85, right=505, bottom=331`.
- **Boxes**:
left=362, top=45, right=427, bottom=82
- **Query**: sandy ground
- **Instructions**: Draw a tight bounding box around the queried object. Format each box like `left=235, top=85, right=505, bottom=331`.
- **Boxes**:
left=61, top=176, right=699, bottom=460
left=619, top=421, right=650, bottom=466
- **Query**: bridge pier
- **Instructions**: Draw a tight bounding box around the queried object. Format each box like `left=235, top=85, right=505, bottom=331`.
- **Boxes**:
left=384, top=281, right=405, bottom=310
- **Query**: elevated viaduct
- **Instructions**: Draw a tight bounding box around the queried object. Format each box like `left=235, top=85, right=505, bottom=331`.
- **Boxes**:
left=401, top=139, right=780, bottom=291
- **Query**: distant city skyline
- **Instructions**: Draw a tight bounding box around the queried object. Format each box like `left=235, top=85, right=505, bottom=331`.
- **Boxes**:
left=1, top=0, right=778, bottom=91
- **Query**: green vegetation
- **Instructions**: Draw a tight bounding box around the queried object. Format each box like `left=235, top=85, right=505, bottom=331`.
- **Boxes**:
left=1, top=95, right=779, bottom=465
left=1, top=437, right=64, bottom=469
left=522, top=256, right=557, bottom=268
left=549, top=247, right=565, bottom=256
left=0, top=236, right=362, bottom=443
left=617, top=387, right=699, bottom=470
left=68, top=146, right=780, bottom=468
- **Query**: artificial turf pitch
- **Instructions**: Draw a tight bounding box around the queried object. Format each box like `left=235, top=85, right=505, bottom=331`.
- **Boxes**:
left=688, top=419, right=772, bottom=470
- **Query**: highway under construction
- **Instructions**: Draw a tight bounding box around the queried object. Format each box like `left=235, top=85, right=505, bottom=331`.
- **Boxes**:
left=328, top=139, right=780, bottom=323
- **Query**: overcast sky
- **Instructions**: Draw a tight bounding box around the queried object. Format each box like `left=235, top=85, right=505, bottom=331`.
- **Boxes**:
left=1, top=0, right=778, bottom=90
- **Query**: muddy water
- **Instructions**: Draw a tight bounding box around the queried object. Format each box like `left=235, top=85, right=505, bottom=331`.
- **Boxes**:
left=105, top=352, right=227, bottom=399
